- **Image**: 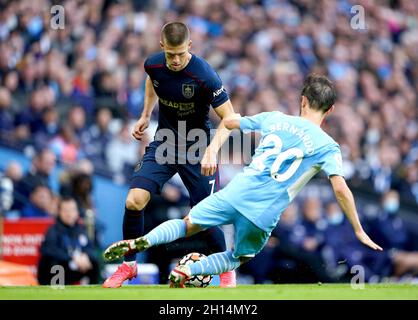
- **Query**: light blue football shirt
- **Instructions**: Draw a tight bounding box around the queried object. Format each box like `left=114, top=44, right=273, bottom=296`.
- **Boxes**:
left=221, top=111, right=344, bottom=233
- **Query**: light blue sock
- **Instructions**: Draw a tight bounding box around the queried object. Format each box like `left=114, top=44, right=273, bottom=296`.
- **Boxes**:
left=145, top=219, right=186, bottom=246
left=189, top=251, right=241, bottom=276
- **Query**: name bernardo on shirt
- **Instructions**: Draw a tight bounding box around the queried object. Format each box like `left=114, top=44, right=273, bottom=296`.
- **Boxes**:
left=267, top=122, right=315, bottom=154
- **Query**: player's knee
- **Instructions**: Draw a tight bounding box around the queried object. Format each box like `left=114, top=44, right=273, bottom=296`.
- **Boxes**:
left=183, top=216, right=203, bottom=237
left=125, top=189, right=150, bottom=211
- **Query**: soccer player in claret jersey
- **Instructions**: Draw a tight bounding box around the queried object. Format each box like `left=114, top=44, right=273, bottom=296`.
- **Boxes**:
left=104, top=74, right=383, bottom=287
left=102, top=22, right=237, bottom=288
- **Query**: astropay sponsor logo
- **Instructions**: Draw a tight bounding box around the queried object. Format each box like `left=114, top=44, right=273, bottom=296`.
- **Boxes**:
left=213, top=86, right=225, bottom=97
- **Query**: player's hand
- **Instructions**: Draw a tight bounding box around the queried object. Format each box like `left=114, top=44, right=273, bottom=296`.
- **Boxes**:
left=201, top=149, right=217, bottom=176
left=132, top=116, right=150, bottom=141
left=76, top=253, right=93, bottom=273
left=73, top=255, right=85, bottom=272
left=355, top=230, right=383, bottom=251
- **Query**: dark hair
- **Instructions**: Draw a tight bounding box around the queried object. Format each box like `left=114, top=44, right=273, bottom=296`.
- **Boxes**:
left=71, top=173, right=93, bottom=195
left=58, top=195, right=76, bottom=211
left=33, top=148, right=53, bottom=162
left=301, top=74, right=337, bottom=113
left=161, top=22, right=190, bottom=46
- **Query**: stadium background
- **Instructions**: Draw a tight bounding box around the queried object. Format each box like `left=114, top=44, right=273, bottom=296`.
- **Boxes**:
left=0, top=0, right=417, bottom=286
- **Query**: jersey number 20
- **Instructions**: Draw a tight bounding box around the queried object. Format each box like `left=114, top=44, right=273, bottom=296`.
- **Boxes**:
left=253, top=135, right=303, bottom=182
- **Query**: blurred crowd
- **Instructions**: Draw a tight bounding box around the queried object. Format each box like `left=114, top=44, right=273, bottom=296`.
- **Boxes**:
left=0, top=0, right=418, bottom=284
left=0, top=0, right=417, bottom=201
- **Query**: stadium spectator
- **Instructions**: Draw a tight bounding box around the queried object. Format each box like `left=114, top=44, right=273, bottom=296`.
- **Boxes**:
left=398, top=163, right=418, bottom=205
left=48, top=124, right=81, bottom=164
left=37, top=196, right=100, bottom=285
left=2, top=161, right=23, bottom=214
left=366, top=190, right=415, bottom=251
left=70, top=172, right=94, bottom=220
left=14, top=88, right=50, bottom=139
left=67, top=105, right=89, bottom=143
left=56, top=158, right=103, bottom=243
left=21, top=185, right=56, bottom=218
left=274, top=201, right=337, bottom=283
left=105, top=121, right=148, bottom=180
left=0, top=87, right=14, bottom=143
left=271, top=203, right=308, bottom=282
left=34, top=107, right=60, bottom=149
left=81, top=107, right=113, bottom=171
left=14, top=149, right=56, bottom=210
left=2, top=70, right=20, bottom=96
left=59, top=159, right=95, bottom=195
left=125, top=67, right=146, bottom=119
left=323, top=201, right=390, bottom=282
left=294, top=198, right=327, bottom=254
left=0, top=170, right=14, bottom=215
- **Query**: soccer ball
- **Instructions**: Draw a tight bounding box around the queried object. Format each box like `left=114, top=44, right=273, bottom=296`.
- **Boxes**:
left=176, top=252, right=213, bottom=288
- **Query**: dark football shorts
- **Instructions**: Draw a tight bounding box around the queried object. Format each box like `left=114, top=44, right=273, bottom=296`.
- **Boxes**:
left=130, top=141, right=220, bottom=206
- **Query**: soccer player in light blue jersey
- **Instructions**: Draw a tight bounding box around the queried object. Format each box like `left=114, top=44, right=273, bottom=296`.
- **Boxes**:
left=104, top=74, right=382, bottom=287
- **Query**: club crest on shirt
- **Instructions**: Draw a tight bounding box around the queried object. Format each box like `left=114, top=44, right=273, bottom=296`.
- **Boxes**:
left=182, top=84, right=195, bottom=99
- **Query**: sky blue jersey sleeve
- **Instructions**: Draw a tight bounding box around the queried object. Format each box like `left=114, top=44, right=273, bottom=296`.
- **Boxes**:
left=240, top=112, right=272, bottom=132
left=321, top=145, right=345, bottom=178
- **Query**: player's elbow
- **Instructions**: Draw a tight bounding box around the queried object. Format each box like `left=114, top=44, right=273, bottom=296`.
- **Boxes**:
left=224, top=118, right=235, bottom=130
left=333, top=185, right=347, bottom=197
left=224, top=114, right=241, bottom=130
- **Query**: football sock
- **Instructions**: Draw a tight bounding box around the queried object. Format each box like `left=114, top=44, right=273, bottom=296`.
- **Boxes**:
left=124, top=261, right=137, bottom=267
left=123, top=207, right=144, bottom=262
left=188, top=251, right=241, bottom=276
left=145, top=219, right=187, bottom=247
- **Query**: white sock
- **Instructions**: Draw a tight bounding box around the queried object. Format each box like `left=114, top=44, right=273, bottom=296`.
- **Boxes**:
left=124, top=261, right=136, bottom=267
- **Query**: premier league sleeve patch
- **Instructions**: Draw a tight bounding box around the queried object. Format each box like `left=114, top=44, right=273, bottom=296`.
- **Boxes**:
left=134, top=161, right=143, bottom=172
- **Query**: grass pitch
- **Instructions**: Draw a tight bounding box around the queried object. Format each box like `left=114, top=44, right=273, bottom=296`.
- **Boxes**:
left=0, top=284, right=417, bottom=300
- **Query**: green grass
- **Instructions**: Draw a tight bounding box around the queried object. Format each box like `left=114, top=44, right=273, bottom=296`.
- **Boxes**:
left=0, top=284, right=417, bottom=300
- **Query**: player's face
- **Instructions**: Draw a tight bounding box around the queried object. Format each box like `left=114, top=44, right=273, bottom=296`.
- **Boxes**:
left=161, top=40, right=192, bottom=71
left=59, top=200, right=79, bottom=227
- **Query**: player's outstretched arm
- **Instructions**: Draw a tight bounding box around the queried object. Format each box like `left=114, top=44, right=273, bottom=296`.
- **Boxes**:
left=132, top=76, right=158, bottom=141
left=224, top=113, right=241, bottom=130
left=201, top=100, right=236, bottom=176
left=330, top=175, right=383, bottom=251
